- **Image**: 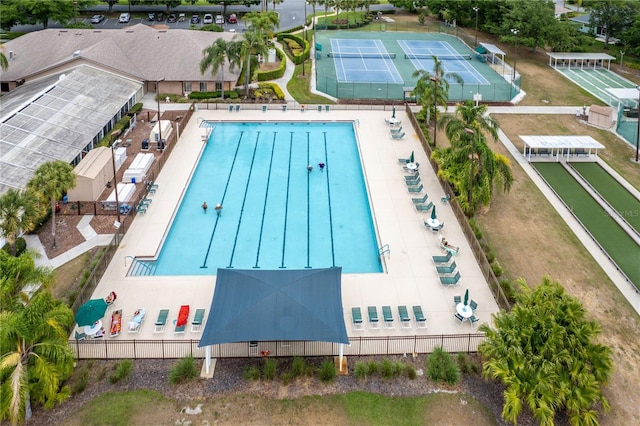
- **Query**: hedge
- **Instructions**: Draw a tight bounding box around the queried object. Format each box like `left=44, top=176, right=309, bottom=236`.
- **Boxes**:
left=276, top=33, right=309, bottom=65
left=188, top=91, right=239, bottom=100
left=256, top=47, right=287, bottom=81
left=256, top=82, right=285, bottom=100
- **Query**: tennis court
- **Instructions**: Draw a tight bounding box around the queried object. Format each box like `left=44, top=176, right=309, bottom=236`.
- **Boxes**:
left=315, top=31, right=513, bottom=101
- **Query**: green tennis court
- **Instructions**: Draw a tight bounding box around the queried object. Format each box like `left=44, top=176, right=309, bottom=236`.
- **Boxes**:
left=534, top=163, right=639, bottom=289
left=314, top=31, right=513, bottom=101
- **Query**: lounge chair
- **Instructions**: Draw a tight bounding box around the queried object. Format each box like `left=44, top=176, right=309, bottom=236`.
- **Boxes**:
left=154, top=309, right=169, bottom=333
left=191, top=308, right=205, bottom=332
left=411, top=194, right=428, bottom=204
left=262, top=105, right=268, bottom=112
left=317, top=105, right=322, bottom=112
left=436, top=261, right=457, bottom=275
left=174, top=305, right=190, bottom=334
left=391, top=132, right=405, bottom=140
left=453, top=295, right=462, bottom=306
left=407, top=184, right=423, bottom=193
left=136, top=204, right=147, bottom=214
left=235, top=104, right=241, bottom=112
left=412, top=305, right=427, bottom=328
left=469, top=315, right=480, bottom=326
left=282, top=104, right=287, bottom=112
left=325, top=105, right=330, bottom=112
left=469, top=300, right=478, bottom=311
left=398, top=306, right=411, bottom=328
left=441, top=194, right=451, bottom=204
left=432, top=251, right=452, bottom=264
left=351, top=307, right=364, bottom=331
left=390, top=126, right=403, bottom=134
left=382, top=306, right=394, bottom=328
left=405, top=177, right=421, bottom=186
left=367, top=306, right=379, bottom=328
left=404, top=172, right=419, bottom=181
left=109, top=309, right=123, bottom=337
left=128, top=308, right=146, bottom=333
left=415, top=201, right=434, bottom=212
left=228, top=105, right=234, bottom=112
left=389, top=119, right=402, bottom=127
left=75, top=330, right=86, bottom=340
left=140, top=197, right=152, bottom=205
left=440, top=271, right=461, bottom=286
left=398, top=157, right=411, bottom=164
left=454, top=313, right=465, bottom=326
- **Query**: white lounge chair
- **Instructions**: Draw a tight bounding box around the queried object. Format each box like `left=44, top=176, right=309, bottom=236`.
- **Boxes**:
left=127, top=308, right=146, bottom=333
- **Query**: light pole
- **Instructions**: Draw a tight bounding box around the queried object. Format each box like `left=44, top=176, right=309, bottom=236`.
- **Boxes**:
left=111, top=141, right=122, bottom=239
left=302, top=25, right=308, bottom=76
left=156, top=78, right=165, bottom=151
left=430, top=76, right=439, bottom=147
left=473, top=7, right=479, bottom=47
left=511, top=28, right=519, bottom=83
left=635, top=85, right=640, bottom=163
left=620, top=51, right=625, bottom=71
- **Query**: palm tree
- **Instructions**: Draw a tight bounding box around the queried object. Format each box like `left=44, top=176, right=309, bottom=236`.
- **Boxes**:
left=26, top=161, right=76, bottom=249
left=0, top=290, right=75, bottom=424
left=236, top=12, right=278, bottom=99
left=0, top=250, right=54, bottom=313
left=411, top=56, right=463, bottom=147
left=0, top=189, right=42, bottom=256
left=200, top=39, right=241, bottom=101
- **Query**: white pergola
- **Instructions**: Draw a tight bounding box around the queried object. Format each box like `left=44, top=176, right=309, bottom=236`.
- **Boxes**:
left=547, top=52, right=616, bottom=70
left=605, top=88, right=640, bottom=109
left=520, top=135, right=605, bottom=162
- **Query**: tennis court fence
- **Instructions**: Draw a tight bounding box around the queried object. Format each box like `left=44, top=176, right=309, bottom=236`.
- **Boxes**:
left=328, top=52, right=396, bottom=59
left=404, top=53, right=471, bottom=60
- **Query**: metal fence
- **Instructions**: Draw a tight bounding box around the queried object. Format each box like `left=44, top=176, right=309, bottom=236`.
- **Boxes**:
left=70, top=333, right=486, bottom=360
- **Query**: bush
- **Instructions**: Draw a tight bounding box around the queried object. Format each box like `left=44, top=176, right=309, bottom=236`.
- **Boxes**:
left=318, top=359, right=336, bottom=382
left=2, top=237, right=27, bottom=256
left=263, top=358, right=277, bottom=380
left=353, top=361, right=368, bottom=380
left=367, top=361, right=379, bottom=376
left=468, top=218, right=483, bottom=240
left=380, top=359, right=394, bottom=379
left=109, top=359, right=133, bottom=384
left=492, top=262, right=503, bottom=277
left=291, top=357, right=306, bottom=378
left=280, top=370, right=295, bottom=385
left=243, top=364, right=260, bottom=380
left=169, top=356, right=199, bottom=384
left=426, top=347, right=460, bottom=385
left=198, top=24, right=224, bottom=32
left=188, top=91, right=238, bottom=100
left=404, top=364, right=417, bottom=379
left=256, top=47, right=287, bottom=81
left=392, top=361, right=404, bottom=377
left=456, top=353, right=480, bottom=375
left=70, top=365, right=90, bottom=394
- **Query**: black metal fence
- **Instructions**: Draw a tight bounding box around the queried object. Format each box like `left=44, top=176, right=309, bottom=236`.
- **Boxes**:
left=70, top=333, right=486, bottom=360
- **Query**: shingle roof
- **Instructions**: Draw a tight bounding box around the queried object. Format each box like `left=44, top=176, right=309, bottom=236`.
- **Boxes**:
left=1, top=24, right=240, bottom=83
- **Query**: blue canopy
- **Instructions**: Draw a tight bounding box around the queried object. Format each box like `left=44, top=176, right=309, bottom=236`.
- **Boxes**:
left=198, top=268, right=348, bottom=346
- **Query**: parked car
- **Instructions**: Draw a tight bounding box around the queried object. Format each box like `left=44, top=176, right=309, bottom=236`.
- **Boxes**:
left=215, top=15, right=225, bottom=25
left=228, top=13, right=238, bottom=24
left=167, top=13, right=177, bottom=23
left=203, top=14, right=214, bottom=25
left=147, top=13, right=155, bottom=21
left=156, top=12, right=164, bottom=22
left=190, top=14, right=200, bottom=24
left=90, top=14, right=104, bottom=24
left=118, top=13, right=130, bottom=23
left=178, top=13, right=186, bottom=22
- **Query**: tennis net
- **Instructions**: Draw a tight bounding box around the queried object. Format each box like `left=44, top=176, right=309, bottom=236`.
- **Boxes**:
left=327, top=52, right=396, bottom=59
left=404, top=53, right=472, bottom=60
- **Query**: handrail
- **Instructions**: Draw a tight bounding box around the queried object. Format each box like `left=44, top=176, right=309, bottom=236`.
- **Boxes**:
left=124, top=256, right=153, bottom=274
left=378, top=244, right=390, bottom=257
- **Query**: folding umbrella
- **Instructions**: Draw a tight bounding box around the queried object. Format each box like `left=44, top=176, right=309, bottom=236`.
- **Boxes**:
left=409, top=151, right=414, bottom=163
left=75, top=299, right=108, bottom=326
left=391, top=106, right=396, bottom=118
left=431, top=205, right=437, bottom=220
left=463, top=289, right=469, bottom=306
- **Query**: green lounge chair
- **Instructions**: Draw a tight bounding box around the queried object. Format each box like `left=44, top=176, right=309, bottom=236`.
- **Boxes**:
left=398, top=157, right=410, bottom=164
left=153, top=309, right=169, bottom=333
left=404, top=171, right=419, bottom=180
left=439, top=271, right=461, bottom=286
left=75, top=330, right=86, bottom=340
left=405, top=177, right=421, bottom=186
left=191, top=309, right=205, bottom=332
left=436, top=261, right=457, bottom=275
left=469, top=315, right=480, bottom=326
left=136, top=204, right=147, bottom=214
left=411, top=194, right=428, bottom=204
left=351, top=307, right=364, bottom=331
left=469, top=300, right=478, bottom=311
left=407, top=184, right=423, bottom=193
left=432, top=251, right=452, bottom=264
left=415, top=201, right=434, bottom=212
left=391, top=132, right=405, bottom=140
left=454, top=313, right=465, bottom=326
left=382, top=306, right=394, bottom=328
left=412, top=306, right=427, bottom=328
left=398, top=306, right=411, bottom=328
left=453, top=295, right=462, bottom=306
left=367, top=306, right=379, bottom=328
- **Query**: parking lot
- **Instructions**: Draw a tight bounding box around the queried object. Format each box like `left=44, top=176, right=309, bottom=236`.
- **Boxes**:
left=77, top=12, right=248, bottom=32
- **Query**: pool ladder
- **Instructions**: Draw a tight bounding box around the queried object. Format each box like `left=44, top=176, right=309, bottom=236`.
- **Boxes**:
left=378, top=244, right=390, bottom=259
left=125, top=256, right=154, bottom=276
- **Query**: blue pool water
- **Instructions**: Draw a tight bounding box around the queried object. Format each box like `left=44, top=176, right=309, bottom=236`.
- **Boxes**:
left=151, top=121, right=382, bottom=275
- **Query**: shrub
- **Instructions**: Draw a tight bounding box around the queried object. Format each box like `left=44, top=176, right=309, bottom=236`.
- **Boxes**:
left=468, top=218, right=483, bottom=240
left=70, top=365, right=90, bottom=394
left=2, top=237, right=27, bottom=256
left=380, top=359, right=394, bottom=379
left=263, top=358, right=277, bottom=380
left=169, top=356, right=199, bottom=384
left=367, top=361, right=379, bottom=376
left=281, top=371, right=294, bottom=385
left=353, top=361, right=368, bottom=380
left=291, top=357, right=306, bottom=377
left=199, top=24, right=224, bottom=32
left=492, top=262, right=503, bottom=277
left=392, top=361, right=404, bottom=377
left=426, top=347, right=460, bottom=385
left=243, top=364, right=260, bottom=380
left=457, top=353, right=480, bottom=375
left=109, top=359, right=133, bottom=384
left=404, top=364, right=417, bottom=380
left=318, top=359, right=336, bottom=382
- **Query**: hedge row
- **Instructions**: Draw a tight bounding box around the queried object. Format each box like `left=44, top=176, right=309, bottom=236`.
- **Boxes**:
left=256, top=47, right=287, bottom=81
left=188, top=91, right=240, bottom=100
left=256, top=82, right=285, bottom=101
left=277, top=33, right=309, bottom=65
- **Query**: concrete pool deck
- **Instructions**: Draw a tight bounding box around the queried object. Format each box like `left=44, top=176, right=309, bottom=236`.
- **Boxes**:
left=89, top=108, right=499, bottom=341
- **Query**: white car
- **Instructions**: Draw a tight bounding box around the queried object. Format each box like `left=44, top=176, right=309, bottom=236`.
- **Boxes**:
left=118, top=13, right=130, bottom=23
left=215, top=15, right=225, bottom=25
left=203, top=14, right=214, bottom=25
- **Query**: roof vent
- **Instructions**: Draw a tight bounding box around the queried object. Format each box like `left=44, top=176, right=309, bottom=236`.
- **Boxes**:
left=72, top=50, right=81, bottom=57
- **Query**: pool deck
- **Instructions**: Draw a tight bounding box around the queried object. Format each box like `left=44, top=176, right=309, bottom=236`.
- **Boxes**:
left=91, top=108, right=499, bottom=341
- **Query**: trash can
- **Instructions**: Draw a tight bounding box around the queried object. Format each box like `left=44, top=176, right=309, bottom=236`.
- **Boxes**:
left=131, top=177, right=136, bottom=184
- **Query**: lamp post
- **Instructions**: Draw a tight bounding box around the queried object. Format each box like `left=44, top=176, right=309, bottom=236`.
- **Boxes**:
left=635, top=85, right=640, bottom=163
left=302, top=25, right=308, bottom=76
left=511, top=28, right=519, bottom=82
left=111, top=140, right=121, bottom=241
left=156, top=78, right=165, bottom=151
left=430, top=76, right=439, bottom=147
left=619, top=51, right=625, bottom=71
left=473, top=7, right=479, bottom=47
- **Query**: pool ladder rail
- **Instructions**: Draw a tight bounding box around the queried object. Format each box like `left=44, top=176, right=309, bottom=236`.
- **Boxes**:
left=378, top=244, right=390, bottom=259
left=125, top=256, right=156, bottom=276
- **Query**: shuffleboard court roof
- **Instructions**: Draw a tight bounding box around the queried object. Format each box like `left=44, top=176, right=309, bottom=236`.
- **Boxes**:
left=520, top=135, right=605, bottom=149
left=546, top=52, right=616, bottom=61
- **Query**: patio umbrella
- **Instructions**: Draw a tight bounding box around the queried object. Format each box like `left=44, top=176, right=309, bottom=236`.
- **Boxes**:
left=463, top=289, right=469, bottom=306
left=409, top=151, right=414, bottom=163
left=75, top=299, right=108, bottom=326
left=391, top=106, right=396, bottom=118
left=431, top=205, right=437, bottom=220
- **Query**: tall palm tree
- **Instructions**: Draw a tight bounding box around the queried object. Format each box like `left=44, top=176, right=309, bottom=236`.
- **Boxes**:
left=411, top=56, right=463, bottom=147
left=0, top=250, right=54, bottom=313
left=237, top=12, right=278, bottom=99
left=26, top=161, right=76, bottom=249
left=200, top=39, right=241, bottom=101
left=0, top=291, right=75, bottom=424
left=0, top=189, right=42, bottom=256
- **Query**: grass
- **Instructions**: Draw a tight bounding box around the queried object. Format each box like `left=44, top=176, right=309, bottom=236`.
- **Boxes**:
left=287, top=62, right=335, bottom=105
left=74, top=390, right=171, bottom=426
left=52, top=252, right=91, bottom=300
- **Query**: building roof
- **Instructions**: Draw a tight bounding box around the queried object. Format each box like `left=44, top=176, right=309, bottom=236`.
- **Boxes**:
left=546, top=52, right=616, bottom=61
left=199, top=268, right=349, bottom=346
left=520, top=135, right=605, bottom=150
left=0, top=24, right=240, bottom=84
left=73, top=147, right=112, bottom=179
left=0, top=65, right=142, bottom=195
left=479, top=43, right=505, bottom=57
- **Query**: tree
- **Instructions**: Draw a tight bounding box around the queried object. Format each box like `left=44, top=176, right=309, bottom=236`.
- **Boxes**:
left=499, top=0, right=558, bottom=53
left=0, top=290, right=74, bottom=424
left=200, top=38, right=241, bottom=101
left=0, top=250, right=53, bottom=313
left=585, top=0, right=639, bottom=49
left=237, top=12, right=278, bottom=98
left=435, top=101, right=513, bottom=216
left=0, top=189, right=42, bottom=257
left=479, top=277, right=613, bottom=425
left=411, top=56, right=462, bottom=147
left=27, top=161, right=76, bottom=249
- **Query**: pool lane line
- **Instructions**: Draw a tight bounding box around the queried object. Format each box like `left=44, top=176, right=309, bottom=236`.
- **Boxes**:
left=305, top=131, right=311, bottom=268
left=227, top=132, right=262, bottom=268
left=200, top=131, right=245, bottom=268
left=279, top=132, right=294, bottom=269
left=253, top=132, right=278, bottom=268
left=323, top=132, right=336, bottom=267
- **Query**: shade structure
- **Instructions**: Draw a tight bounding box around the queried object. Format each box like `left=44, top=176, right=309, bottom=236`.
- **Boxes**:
left=198, top=268, right=349, bottom=346
left=391, top=106, right=396, bottom=118
left=431, top=205, right=437, bottom=220
left=75, top=299, right=108, bottom=326
left=464, top=289, right=469, bottom=306
left=409, top=151, right=414, bottom=163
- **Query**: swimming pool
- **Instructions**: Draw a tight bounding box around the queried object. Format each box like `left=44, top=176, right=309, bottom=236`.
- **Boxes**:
left=149, top=121, right=382, bottom=275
